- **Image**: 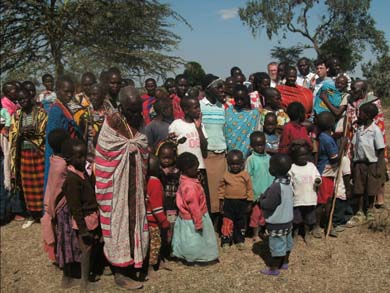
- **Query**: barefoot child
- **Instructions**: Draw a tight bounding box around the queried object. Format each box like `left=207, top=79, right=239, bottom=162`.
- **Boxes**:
left=314, top=112, right=338, bottom=238
left=351, top=103, right=386, bottom=222
left=218, top=150, right=254, bottom=249
left=146, top=156, right=171, bottom=278
left=55, top=139, right=100, bottom=290
left=245, top=132, right=274, bottom=241
left=260, top=154, right=294, bottom=276
left=288, top=141, right=321, bottom=243
left=172, top=152, right=219, bottom=264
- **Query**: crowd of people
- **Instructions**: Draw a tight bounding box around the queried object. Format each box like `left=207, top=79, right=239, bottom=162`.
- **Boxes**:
left=0, top=57, right=387, bottom=290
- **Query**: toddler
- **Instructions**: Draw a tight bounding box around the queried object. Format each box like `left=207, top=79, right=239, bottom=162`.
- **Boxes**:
left=263, top=112, right=280, bottom=155
left=172, top=152, right=219, bottom=264
left=218, top=150, right=253, bottom=249
left=245, top=132, right=274, bottom=241
left=260, top=154, right=294, bottom=276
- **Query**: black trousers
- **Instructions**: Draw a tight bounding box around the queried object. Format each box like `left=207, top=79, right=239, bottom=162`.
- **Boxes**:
left=221, top=199, right=248, bottom=245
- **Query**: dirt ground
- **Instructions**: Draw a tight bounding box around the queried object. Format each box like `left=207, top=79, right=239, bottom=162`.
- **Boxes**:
left=1, top=111, right=390, bottom=293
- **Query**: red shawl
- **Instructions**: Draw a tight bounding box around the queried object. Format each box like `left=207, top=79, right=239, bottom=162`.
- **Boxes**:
left=277, top=84, right=313, bottom=115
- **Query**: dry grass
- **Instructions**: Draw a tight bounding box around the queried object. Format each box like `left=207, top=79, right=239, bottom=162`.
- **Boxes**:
left=1, top=110, right=390, bottom=293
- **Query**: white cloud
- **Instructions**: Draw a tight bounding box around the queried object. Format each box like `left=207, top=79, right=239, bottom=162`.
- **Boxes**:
left=217, top=8, right=238, bottom=20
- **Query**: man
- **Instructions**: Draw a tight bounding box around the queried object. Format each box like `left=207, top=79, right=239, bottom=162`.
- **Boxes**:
left=296, top=57, right=315, bottom=89
left=105, top=67, right=122, bottom=112
left=277, top=67, right=313, bottom=116
left=200, top=74, right=227, bottom=227
left=277, top=62, right=289, bottom=86
left=95, top=86, right=148, bottom=290
left=170, top=74, right=189, bottom=119
left=267, top=62, right=278, bottom=88
left=327, top=57, right=352, bottom=90
left=141, top=78, right=157, bottom=125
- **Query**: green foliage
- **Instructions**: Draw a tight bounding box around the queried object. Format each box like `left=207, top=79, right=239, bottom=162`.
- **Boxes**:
left=183, top=62, right=206, bottom=86
left=1, top=0, right=188, bottom=80
left=239, top=0, right=388, bottom=71
left=362, top=54, right=390, bottom=101
left=270, top=45, right=305, bottom=65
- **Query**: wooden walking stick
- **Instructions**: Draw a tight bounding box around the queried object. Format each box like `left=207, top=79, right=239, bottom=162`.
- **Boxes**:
left=325, top=115, right=350, bottom=238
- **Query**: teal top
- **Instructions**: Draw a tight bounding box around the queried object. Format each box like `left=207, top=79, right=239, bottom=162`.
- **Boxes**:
left=200, top=98, right=226, bottom=151
left=0, top=108, right=11, bottom=127
left=245, top=152, right=274, bottom=201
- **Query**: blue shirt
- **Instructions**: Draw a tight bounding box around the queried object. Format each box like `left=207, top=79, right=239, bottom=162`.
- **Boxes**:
left=200, top=98, right=226, bottom=151
left=317, top=132, right=338, bottom=175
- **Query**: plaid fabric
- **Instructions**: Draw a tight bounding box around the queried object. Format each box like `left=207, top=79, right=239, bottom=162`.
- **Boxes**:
left=149, top=226, right=161, bottom=266
left=20, top=149, right=44, bottom=212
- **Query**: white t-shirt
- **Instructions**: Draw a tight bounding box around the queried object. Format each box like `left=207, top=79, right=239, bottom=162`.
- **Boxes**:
left=289, top=162, right=321, bottom=207
left=169, top=119, right=207, bottom=169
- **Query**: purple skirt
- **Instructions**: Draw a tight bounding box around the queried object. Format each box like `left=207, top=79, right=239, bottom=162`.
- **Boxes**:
left=55, top=204, right=81, bottom=268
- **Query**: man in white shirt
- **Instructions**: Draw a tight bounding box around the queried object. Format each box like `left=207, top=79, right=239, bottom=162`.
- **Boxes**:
left=267, top=62, right=278, bottom=88
left=296, top=57, right=315, bottom=89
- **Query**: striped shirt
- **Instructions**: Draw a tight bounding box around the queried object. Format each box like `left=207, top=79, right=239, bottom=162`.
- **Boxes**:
left=200, top=97, right=226, bottom=151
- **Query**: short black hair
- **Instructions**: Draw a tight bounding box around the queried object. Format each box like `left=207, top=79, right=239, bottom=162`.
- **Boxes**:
left=22, top=80, right=35, bottom=89
left=227, top=149, right=244, bottom=163
left=176, top=152, right=199, bottom=173
left=42, top=73, right=54, bottom=82
left=316, top=111, right=335, bottom=131
left=48, top=128, right=70, bottom=154
left=250, top=131, right=265, bottom=143
left=264, top=112, right=277, bottom=123
left=2, top=81, right=16, bottom=96
left=154, top=98, right=171, bottom=115
left=164, top=77, right=175, bottom=86
left=233, top=84, right=248, bottom=96
left=288, top=139, right=312, bottom=157
left=286, top=66, right=297, bottom=74
left=252, top=72, right=270, bottom=84
left=61, top=138, right=85, bottom=162
left=81, top=72, right=96, bottom=83
left=107, top=67, right=121, bottom=77
left=175, top=74, right=187, bottom=84
left=359, top=102, right=378, bottom=120
left=55, top=75, right=74, bottom=91
left=230, top=66, right=242, bottom=76
left=145, top=78, right=156, bottom=85
left=148, top=155, right=161, bottom=178
left=297, top=57, right=310, bottom=64
left=263, top=87, right=279, bottom=101
left=315, top=59, right=327, bottom=67
left=287, top=102, right=305, bottom=122
left=270, top=154, right=292, bottom=177
left=180, top=95, right=197, bottom=111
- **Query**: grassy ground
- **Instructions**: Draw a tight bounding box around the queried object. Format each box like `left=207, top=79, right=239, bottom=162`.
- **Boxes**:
left=1, top=111, right=389, bottom=293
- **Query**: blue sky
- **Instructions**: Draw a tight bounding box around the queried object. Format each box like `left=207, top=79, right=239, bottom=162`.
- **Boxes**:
left=165, top=0, right=390, bottom=79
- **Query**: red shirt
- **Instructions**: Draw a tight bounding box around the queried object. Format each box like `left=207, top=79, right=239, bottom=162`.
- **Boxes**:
left=170, top=94, right=184, bottom=120
left=146, top=176, right=170, bottom=228
left=278, top=121, right=312, bottom=154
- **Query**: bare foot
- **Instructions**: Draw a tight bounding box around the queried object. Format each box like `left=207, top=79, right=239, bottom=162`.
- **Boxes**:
left=252, top=236, right=261, bottom=242
left=61, top=276, right=79, bottom=289
left=159, top=261, right=172, bottom=271
left=114, top=274, right=143, bottom=290
left=147, top=268, right=159, bottom=280
left=80, top=280, right=100, bottom=291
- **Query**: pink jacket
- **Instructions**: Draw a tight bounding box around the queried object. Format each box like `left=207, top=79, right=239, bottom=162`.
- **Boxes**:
left=40, top=155, right=67, bottom=261
left=176, top=175, right=208, bottom=230
left=1, top=97, right=19, bottom=116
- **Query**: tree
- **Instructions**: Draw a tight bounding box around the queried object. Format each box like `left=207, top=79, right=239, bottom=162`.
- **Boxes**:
left=362, top=54, right=390, bottom=100
left=239, top=0, right=388, bottom=71
left=183, top=62, right=206, bottom=87
left=1, top=0, right=188, bottom=79
left=270, top=45, right=305, bottom=65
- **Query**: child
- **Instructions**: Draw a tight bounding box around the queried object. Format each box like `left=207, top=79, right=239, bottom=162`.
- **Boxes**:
left=259, top=87, right=289, bottom=128
left=279, top=102, right=312, bottom=154
left=37, top=74, right=57, bottom=112
left=259, top=154, right=294, bottom=276
left=288, top=141, right=321, bottom=243
left=351, top=103, right=386, bottom=222
left=55, top=139, right=100, bottom=290
left=168, top=94, right=210, bottom=211
left=263, top=112, right=280, bottom=155
left=314, top=79, right=342, bottom=115
left=245, top=132, right=274, bottom=241
left=41, top=128, right=69, bottom=262
left=145, top=98, right=173, bottom=151
left=141, top=78, right=157, bottom=125
left=218, top=150, right=254, bottom=249
left=146, top=155, right=171, bottom=278
left=314, top=112, right=339, bottom=238
left=172, top=152, right=219, bottom=264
